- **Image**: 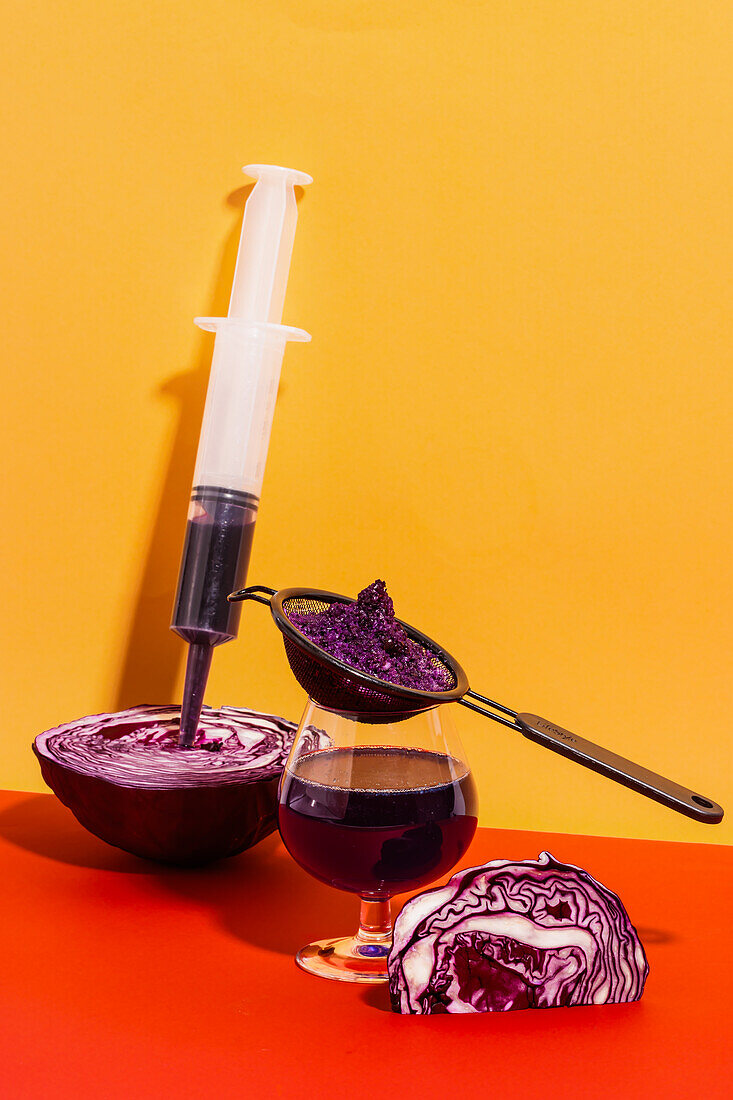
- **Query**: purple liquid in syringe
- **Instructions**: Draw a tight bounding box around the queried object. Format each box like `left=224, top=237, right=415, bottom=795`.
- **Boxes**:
left=171, top=487, right=257, bottom=746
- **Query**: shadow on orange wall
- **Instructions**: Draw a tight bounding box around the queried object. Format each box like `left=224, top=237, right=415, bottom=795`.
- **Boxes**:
left=112, top=187, right=255, bottom=711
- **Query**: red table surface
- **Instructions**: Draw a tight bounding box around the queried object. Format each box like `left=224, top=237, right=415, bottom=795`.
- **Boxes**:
left=0, top=789, right=730, bottom=1099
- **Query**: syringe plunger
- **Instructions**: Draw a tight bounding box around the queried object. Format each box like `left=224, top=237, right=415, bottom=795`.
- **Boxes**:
left=228, top=165, right=312, bottom=324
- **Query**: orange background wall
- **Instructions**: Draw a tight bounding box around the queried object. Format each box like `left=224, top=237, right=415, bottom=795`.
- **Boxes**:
left=2, top=2, right=731, bottom=843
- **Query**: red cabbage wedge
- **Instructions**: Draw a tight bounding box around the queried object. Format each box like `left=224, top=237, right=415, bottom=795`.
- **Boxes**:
left=389, top=851, right=648, bottom=1014
left=33, top=704, right=296, bottom=866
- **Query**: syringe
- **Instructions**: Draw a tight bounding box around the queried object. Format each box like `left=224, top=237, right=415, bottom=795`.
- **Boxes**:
left=171, top=164, right=311, bottom=747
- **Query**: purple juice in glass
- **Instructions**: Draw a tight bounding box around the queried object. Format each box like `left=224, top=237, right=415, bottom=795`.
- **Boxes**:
left=278, top=746, right=478, bottom=898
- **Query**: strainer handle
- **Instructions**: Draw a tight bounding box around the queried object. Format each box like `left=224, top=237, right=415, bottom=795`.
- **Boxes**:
left=458, top=692, right=722, bottom=823
left=515, top=712, right=723, bottom=824
left=228, top=585, right=275, bottom=606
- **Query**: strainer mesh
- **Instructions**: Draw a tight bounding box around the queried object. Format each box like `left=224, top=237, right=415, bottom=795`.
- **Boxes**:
left=280, top=595, right=456, bottom=718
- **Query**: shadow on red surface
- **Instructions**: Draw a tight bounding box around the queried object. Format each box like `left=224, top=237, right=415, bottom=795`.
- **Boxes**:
left=0, top=793, right=157, bottom=873
left=0, top=793, right=358, bottom=955
left=0, top=793, right=679, bottom=968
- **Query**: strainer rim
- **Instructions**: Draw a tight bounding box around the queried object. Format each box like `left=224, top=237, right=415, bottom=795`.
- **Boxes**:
left=269, top=587, right=470, bottom=705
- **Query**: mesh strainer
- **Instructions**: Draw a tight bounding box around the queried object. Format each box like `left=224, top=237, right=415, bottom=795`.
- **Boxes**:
left=229, top=584, right=723, bottom=824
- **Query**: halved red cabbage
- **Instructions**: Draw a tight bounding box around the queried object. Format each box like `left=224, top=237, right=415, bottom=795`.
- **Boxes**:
left=388, top=851, right=648, bottom=1014
left=33, top=704, right=297, bottom=865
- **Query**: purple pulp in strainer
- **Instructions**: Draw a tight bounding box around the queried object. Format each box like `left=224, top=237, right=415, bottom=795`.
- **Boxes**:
left=287, top=580, right=452, bottom=692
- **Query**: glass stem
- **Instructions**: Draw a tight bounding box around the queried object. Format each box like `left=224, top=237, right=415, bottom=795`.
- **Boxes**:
left=356, top=897, right=393, bottom=949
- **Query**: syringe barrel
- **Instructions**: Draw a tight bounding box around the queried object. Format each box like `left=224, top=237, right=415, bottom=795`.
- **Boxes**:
left=170, top=320, right=309, bottom=648
left=191, top=320, right=309, bottom=498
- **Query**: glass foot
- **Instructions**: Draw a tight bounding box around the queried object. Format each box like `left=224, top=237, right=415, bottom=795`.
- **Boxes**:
left=295, top=934, right=391, bottom=983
